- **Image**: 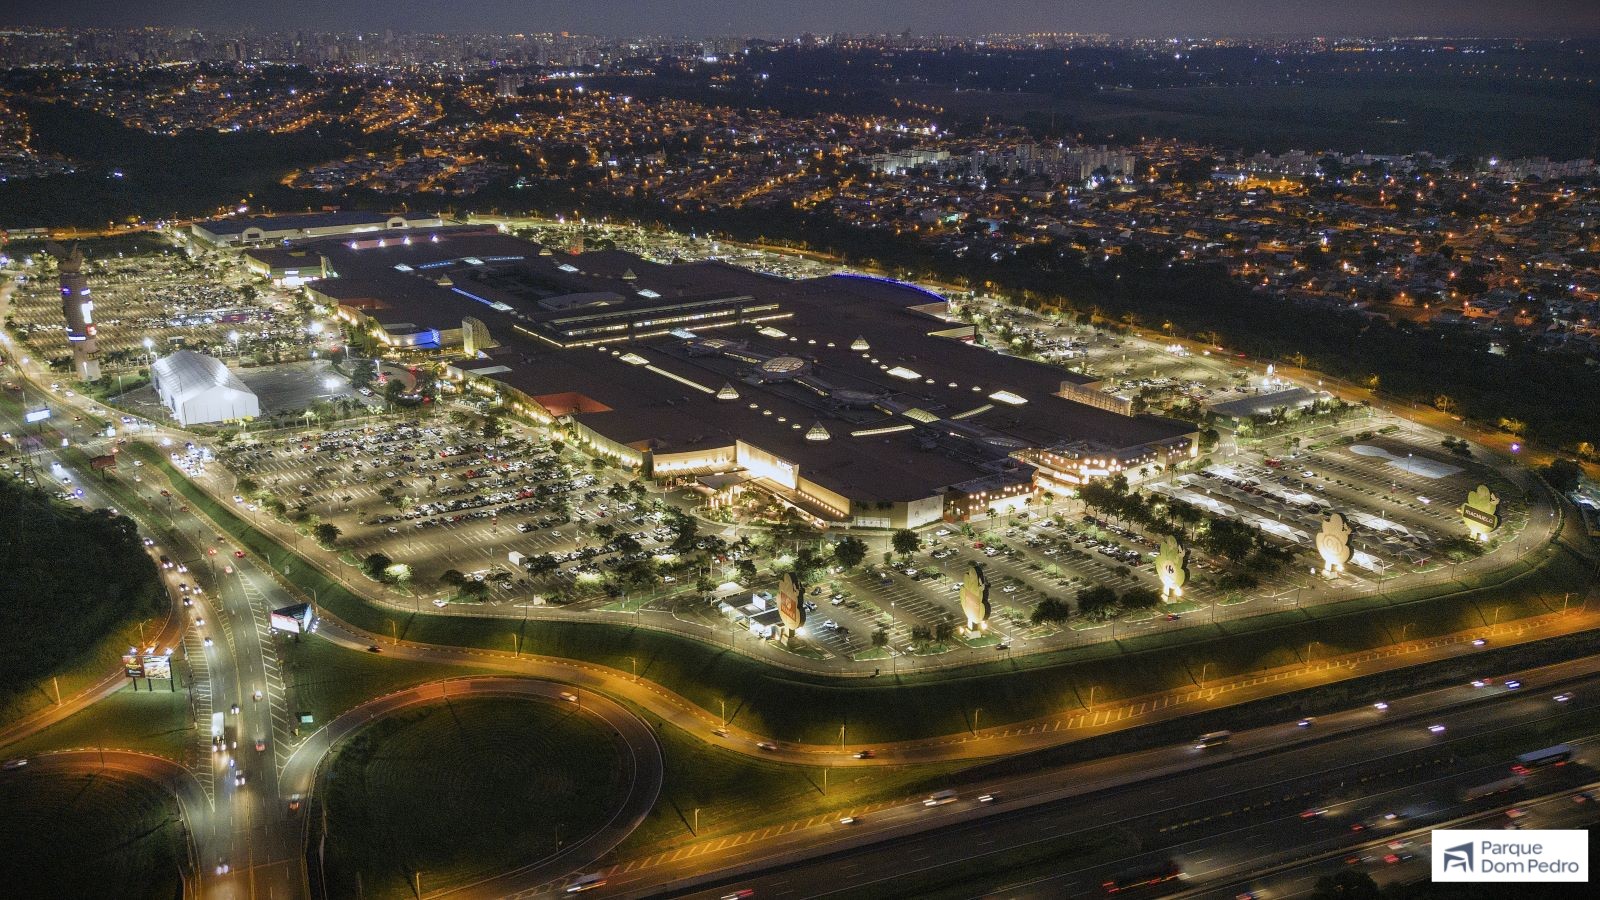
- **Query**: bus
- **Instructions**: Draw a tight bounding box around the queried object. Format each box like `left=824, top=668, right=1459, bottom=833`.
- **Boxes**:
left=1103, top=859, right=1183, bottom=893
left=210, top=712, right=224, bottom=752
left=1513, top=744, right=1574, bottom=774
left=1194, top=731, right=1232, bottom=749
left=1458, top=774, right=1524, bottom=802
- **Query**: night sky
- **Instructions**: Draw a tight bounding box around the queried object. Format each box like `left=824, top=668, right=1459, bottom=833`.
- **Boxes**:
left=1, top=0, right=1597, bottom=38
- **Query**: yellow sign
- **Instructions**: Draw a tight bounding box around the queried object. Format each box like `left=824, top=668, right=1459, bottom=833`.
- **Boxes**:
left=1155, top=536, right=1188, bottom=600
left=1460, top=484, right=1501, bottom=541
left=960, top=563, right=990, bottom=631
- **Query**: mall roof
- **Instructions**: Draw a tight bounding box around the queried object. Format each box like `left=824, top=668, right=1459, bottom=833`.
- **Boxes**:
left=150, top=350, right=255, bottom=403
left=302, top=230, right=1195, bottom=501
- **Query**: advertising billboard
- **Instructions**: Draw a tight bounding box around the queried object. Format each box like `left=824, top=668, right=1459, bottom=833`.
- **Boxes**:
left=777, top=573, right=804, bottom=631
left=121, top=652, right=144, bottom=678
left=24, top=407, right=50, bottom=424
left=271, top=603, right=314, bottom=634
left=142, top=654, right=172, bottom=680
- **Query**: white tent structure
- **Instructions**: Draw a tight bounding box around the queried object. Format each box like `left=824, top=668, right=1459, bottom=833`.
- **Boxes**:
left=150, top=350, right=260, bottom=426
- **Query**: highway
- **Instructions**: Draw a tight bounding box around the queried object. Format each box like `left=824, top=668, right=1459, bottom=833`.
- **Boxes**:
left=553, top=655, right=1600, bottom=899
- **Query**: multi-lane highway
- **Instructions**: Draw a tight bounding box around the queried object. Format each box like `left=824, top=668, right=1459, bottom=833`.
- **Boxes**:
left=561, top=655, right=1600, bottom=899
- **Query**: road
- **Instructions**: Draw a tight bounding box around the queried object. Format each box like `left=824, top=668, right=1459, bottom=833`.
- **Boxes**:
left=279, top=676, right=663, bottom=900
left=626, top=657, right=1600, bottom=900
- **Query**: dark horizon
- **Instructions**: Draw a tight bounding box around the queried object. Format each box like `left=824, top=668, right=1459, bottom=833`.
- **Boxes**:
left=1, top=0, right=1597, bottom=40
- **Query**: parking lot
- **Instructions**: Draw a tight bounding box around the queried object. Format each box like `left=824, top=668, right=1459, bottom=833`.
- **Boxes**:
left=220, top=417, right=697, bottom=606
left=5, top=240, right=316, bottom=376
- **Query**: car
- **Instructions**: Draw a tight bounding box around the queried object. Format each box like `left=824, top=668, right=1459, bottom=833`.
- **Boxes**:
left=366, top=645, right=382, bottom=653
left=1165, top=613, right=1182, bottom=621
left=1373, top=701, right=1390, bottom=711
left=838, top=815, right=860, bottom=825
left=1471, top=679, right=1492, bottom=688
left=924, top=790, right=958, bottom=807
left=559, top=692, right=579, bottom=703
left=1572, top=791, right=1596, bottom=804
left=183, top=597, right=193, bottom=607
left=1297, top=718, right=1316, bottom=728
left=287, top=795, right=302, bottom=812
left=755, top=741, right=777, bottom=751
left=854, top=750, right=875, bottom=759
left=1504, top=680, right=1522, bottom=690
left=203, top=637, right=213, bottom=647
left=176, top=563, right=188, bottom=573
left=1473, top=638, right=1488, bottom=647
left=1301, top=807, right=1330, bottom=819
left=711, top=728, right=729, bottom=738
left=234, top=771, right=246, bottom=786
left=821, top=619, right=839, bottom=631
left=223, top=565, right=233, bottom=574
left=720, top=892, right=755, bottom=900
left=978, top=792, right=999, bottom=803
left=193, top=617, right=204, bottom=627
left=215, top=862, right=231, bottom=875
left=2, top=758, right=27, bottom=770
left=234, top=550, right=245, bottom=559
left=1554, top=693, right=1573, bottom=703
left=253, top=689, right=262, bottom=701
left=229, top=704, right=239, bottom=715
left=233, top=495, right=243, bottom=504
left=1428, top=724, right=1446, bottom=733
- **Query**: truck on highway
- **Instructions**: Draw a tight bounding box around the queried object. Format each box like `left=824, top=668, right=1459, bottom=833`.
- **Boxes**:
left=210, top=712, right=224, bottom=752
left=1457, top=774, right=1525, bottom=803
left=1194, top=730, right=1232, bottom=749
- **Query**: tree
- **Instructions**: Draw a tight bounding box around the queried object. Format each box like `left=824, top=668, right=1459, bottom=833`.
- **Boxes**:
left=1075, top=585, right=1118, bottom=619
left=891, top=528, right=922, bottom=558
left=872, top=626, right=889, bottom=648
left=237, top=477, right=260, bottom=495
left=312, top=522, right=341, bottom=547
left=832, top=536, right=868, bottom=570
left=1542, top=458, right=1582, bottom=493
left=439, top=568, right=466, bottom=586
left=1031, top=597, right=1072, bottom=625
left=934, top=621, right=954, bottom=643
left=363, top=552, right=393, bottom=582
left=1119, top=586, right=1160, bottom=611
left=524, top=554, right=559, bottom=580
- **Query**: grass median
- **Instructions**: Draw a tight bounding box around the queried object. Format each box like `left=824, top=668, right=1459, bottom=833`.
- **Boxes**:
left=145, top=445, right=1594, bottom=745
left=314, top=695, right=626, bottom=899
left=0, top=768, right=186, bottom=900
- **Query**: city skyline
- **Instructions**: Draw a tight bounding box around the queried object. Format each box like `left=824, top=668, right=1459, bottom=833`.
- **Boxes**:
left=2, top=0, right=1599, bottom=39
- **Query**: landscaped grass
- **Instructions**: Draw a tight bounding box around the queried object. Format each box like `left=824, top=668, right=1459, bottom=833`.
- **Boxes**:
left=278, top=632, right=500, bottom=729
left=0, top=769, right=185, bottom=900
left=1, top=684, right=192, bottom=760
left=615, top=710, right=961, bottom=858
left=148, top=445, right=1591, bottom=745
left=317, top=696, right=627, bottom=899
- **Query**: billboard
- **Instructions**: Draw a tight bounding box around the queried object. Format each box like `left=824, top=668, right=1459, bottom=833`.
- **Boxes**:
left=142, top=654, right=172, bottom=680
left=271, top=603, right=314, bottom=634
left=960, top=563, right=990, bottom=631
left=24, top=407, right=50, bottom=423
left=777, top=573, right=804, bottom=631
left=121, top=652, right=144, bottom=678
